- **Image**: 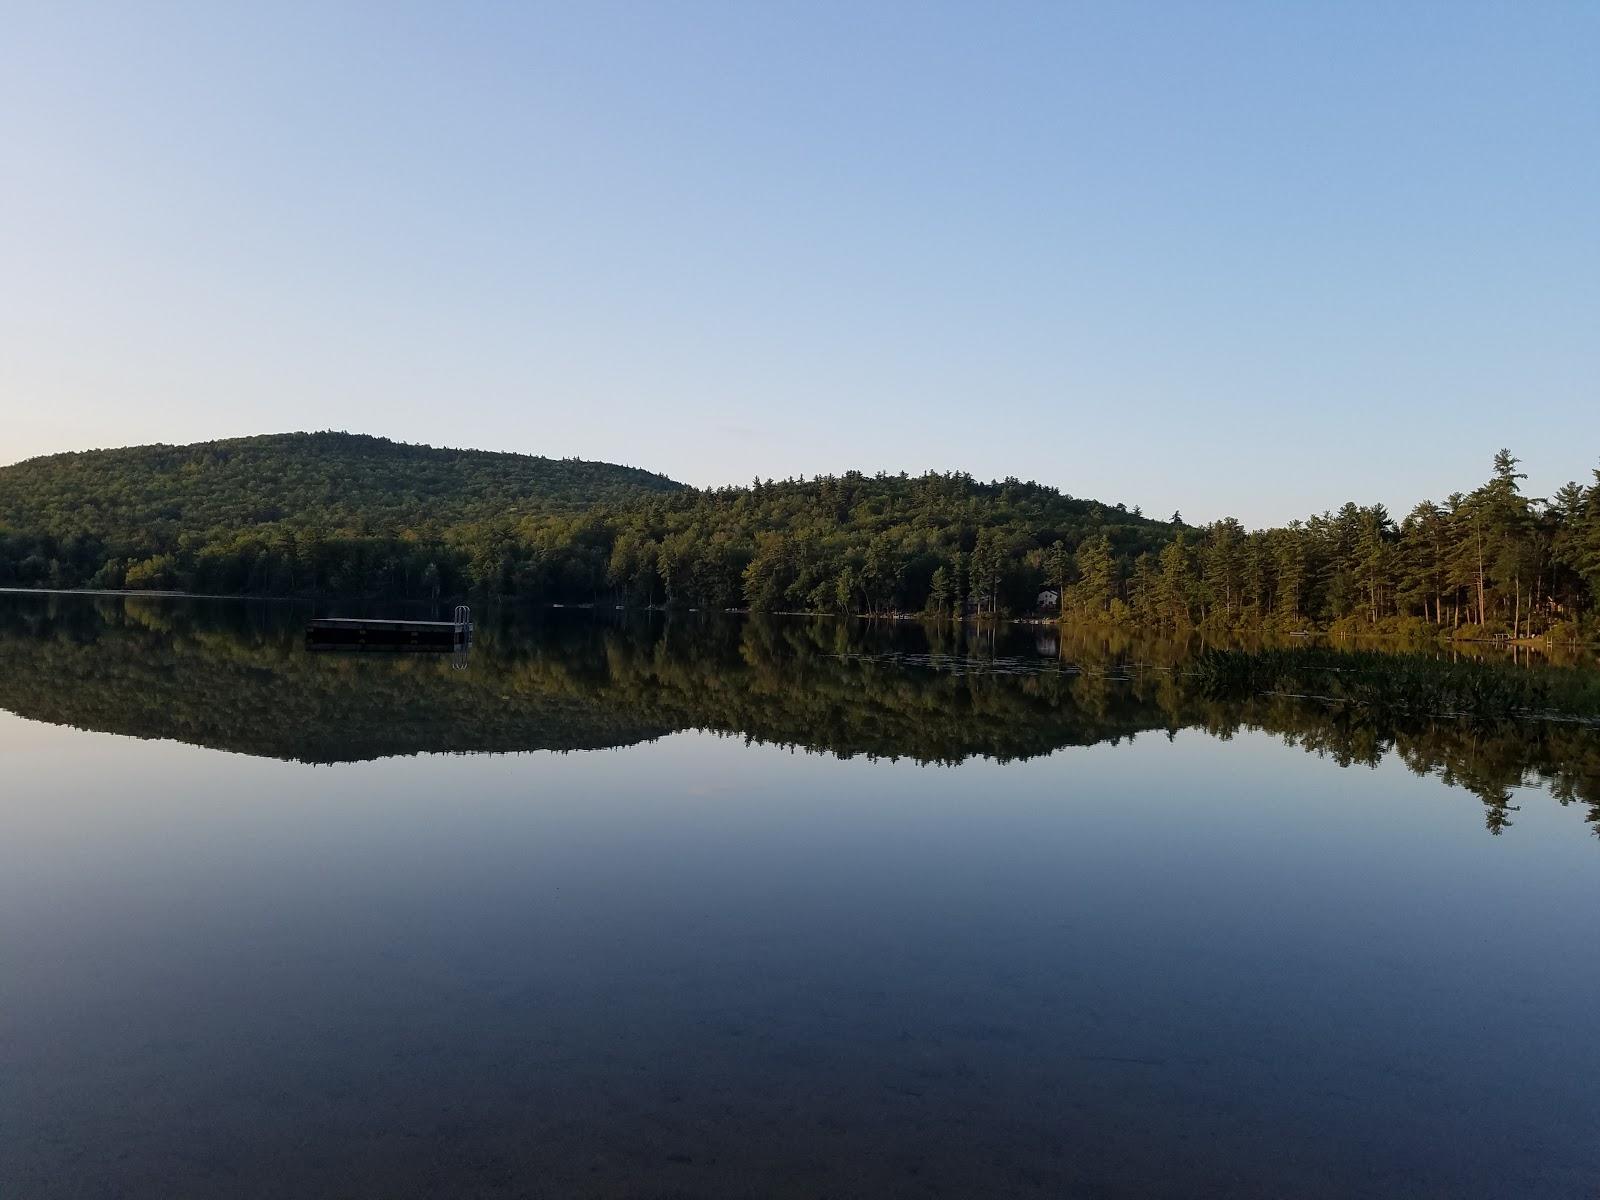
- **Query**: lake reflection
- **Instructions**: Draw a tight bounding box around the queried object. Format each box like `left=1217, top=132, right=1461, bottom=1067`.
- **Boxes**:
left=2, top=594, right=1598, bottom=1198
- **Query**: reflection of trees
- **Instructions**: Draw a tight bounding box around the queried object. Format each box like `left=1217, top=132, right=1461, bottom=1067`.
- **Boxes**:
left=0, top=596, right=1596, bottom=839
left=0, top=596, right=676, bottom=761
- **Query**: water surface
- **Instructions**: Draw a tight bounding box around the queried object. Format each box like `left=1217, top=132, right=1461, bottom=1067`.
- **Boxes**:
left=2, top=595, right=1597, bottom=1198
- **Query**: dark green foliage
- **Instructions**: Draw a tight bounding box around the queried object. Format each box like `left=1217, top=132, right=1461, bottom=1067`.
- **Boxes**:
left=1195, top=646, right=1600, bottom=719
left=0, top=440, right=1177, bottom=610
left=3, top=436, right=1600, bottom=638
left=1115, top=450, right=1600, bottom=639
left=0, top=431, right=681, bottom=537
left=0, top=431, right=681, bottom=597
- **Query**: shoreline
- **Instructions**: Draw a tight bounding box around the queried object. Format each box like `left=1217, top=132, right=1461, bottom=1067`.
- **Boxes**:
left=0, top=586, right=305, bottom=603
left=1, top=587, right=1593, bottom=649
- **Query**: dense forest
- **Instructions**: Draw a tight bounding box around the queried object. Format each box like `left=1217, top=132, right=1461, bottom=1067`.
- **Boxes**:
left=1, top=595, right=1595, bottom=837
left=2, top=434, right=1599, bottom=639
left=0, top=431, right=680, bottom=593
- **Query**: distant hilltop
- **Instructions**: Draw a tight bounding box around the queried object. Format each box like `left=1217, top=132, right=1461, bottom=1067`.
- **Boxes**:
left=0, top=431, right=687, bottom=542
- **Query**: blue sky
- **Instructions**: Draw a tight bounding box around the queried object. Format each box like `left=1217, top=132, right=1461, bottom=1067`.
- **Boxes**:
left=2, top=1, right=1595, bottom=525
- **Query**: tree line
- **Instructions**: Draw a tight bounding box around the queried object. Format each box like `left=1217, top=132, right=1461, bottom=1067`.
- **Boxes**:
left=1108, top=450, right=1600, bottom=641
left=2, top=440, right=1598, bottom=639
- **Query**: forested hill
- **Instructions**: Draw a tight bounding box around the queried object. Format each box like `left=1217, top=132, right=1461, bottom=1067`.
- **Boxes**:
left=0, top=432, right=683, bottom=542
left=3, top=434, right=1597, bottom=642
left=0, top=431, right=1178, bottom=603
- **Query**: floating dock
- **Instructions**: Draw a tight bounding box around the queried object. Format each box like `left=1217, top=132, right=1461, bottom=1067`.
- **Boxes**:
left=306, top=606, right=473, bottom=652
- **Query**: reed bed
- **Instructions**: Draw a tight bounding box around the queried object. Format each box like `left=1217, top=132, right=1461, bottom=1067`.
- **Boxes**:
left=1193, top=646, right=1600, bottom=721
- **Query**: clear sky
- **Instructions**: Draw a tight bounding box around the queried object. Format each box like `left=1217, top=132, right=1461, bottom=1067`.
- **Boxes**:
left=2, top=1, right=1595, bottom=526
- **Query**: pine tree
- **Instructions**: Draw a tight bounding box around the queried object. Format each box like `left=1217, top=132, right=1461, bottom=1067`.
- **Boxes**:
left=1157, top=534, right=1196, bottom=627
left=1072, top=534, right=1115, bottom=617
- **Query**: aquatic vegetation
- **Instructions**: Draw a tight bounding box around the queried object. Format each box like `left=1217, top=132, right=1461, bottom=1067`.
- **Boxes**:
left=1194, top=646, right=1600, bottom=721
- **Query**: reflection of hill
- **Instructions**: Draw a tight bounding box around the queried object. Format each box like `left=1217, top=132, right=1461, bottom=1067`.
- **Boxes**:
left=0, top=600, right=1174, bottom=765
left=0, top=599, right=675, bottom=762
left=1, top=596, right=1596, bottom=838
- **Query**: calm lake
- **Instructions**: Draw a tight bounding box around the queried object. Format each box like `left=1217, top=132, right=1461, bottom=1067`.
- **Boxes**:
left=2, top=593, right=1598, bottom=1199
